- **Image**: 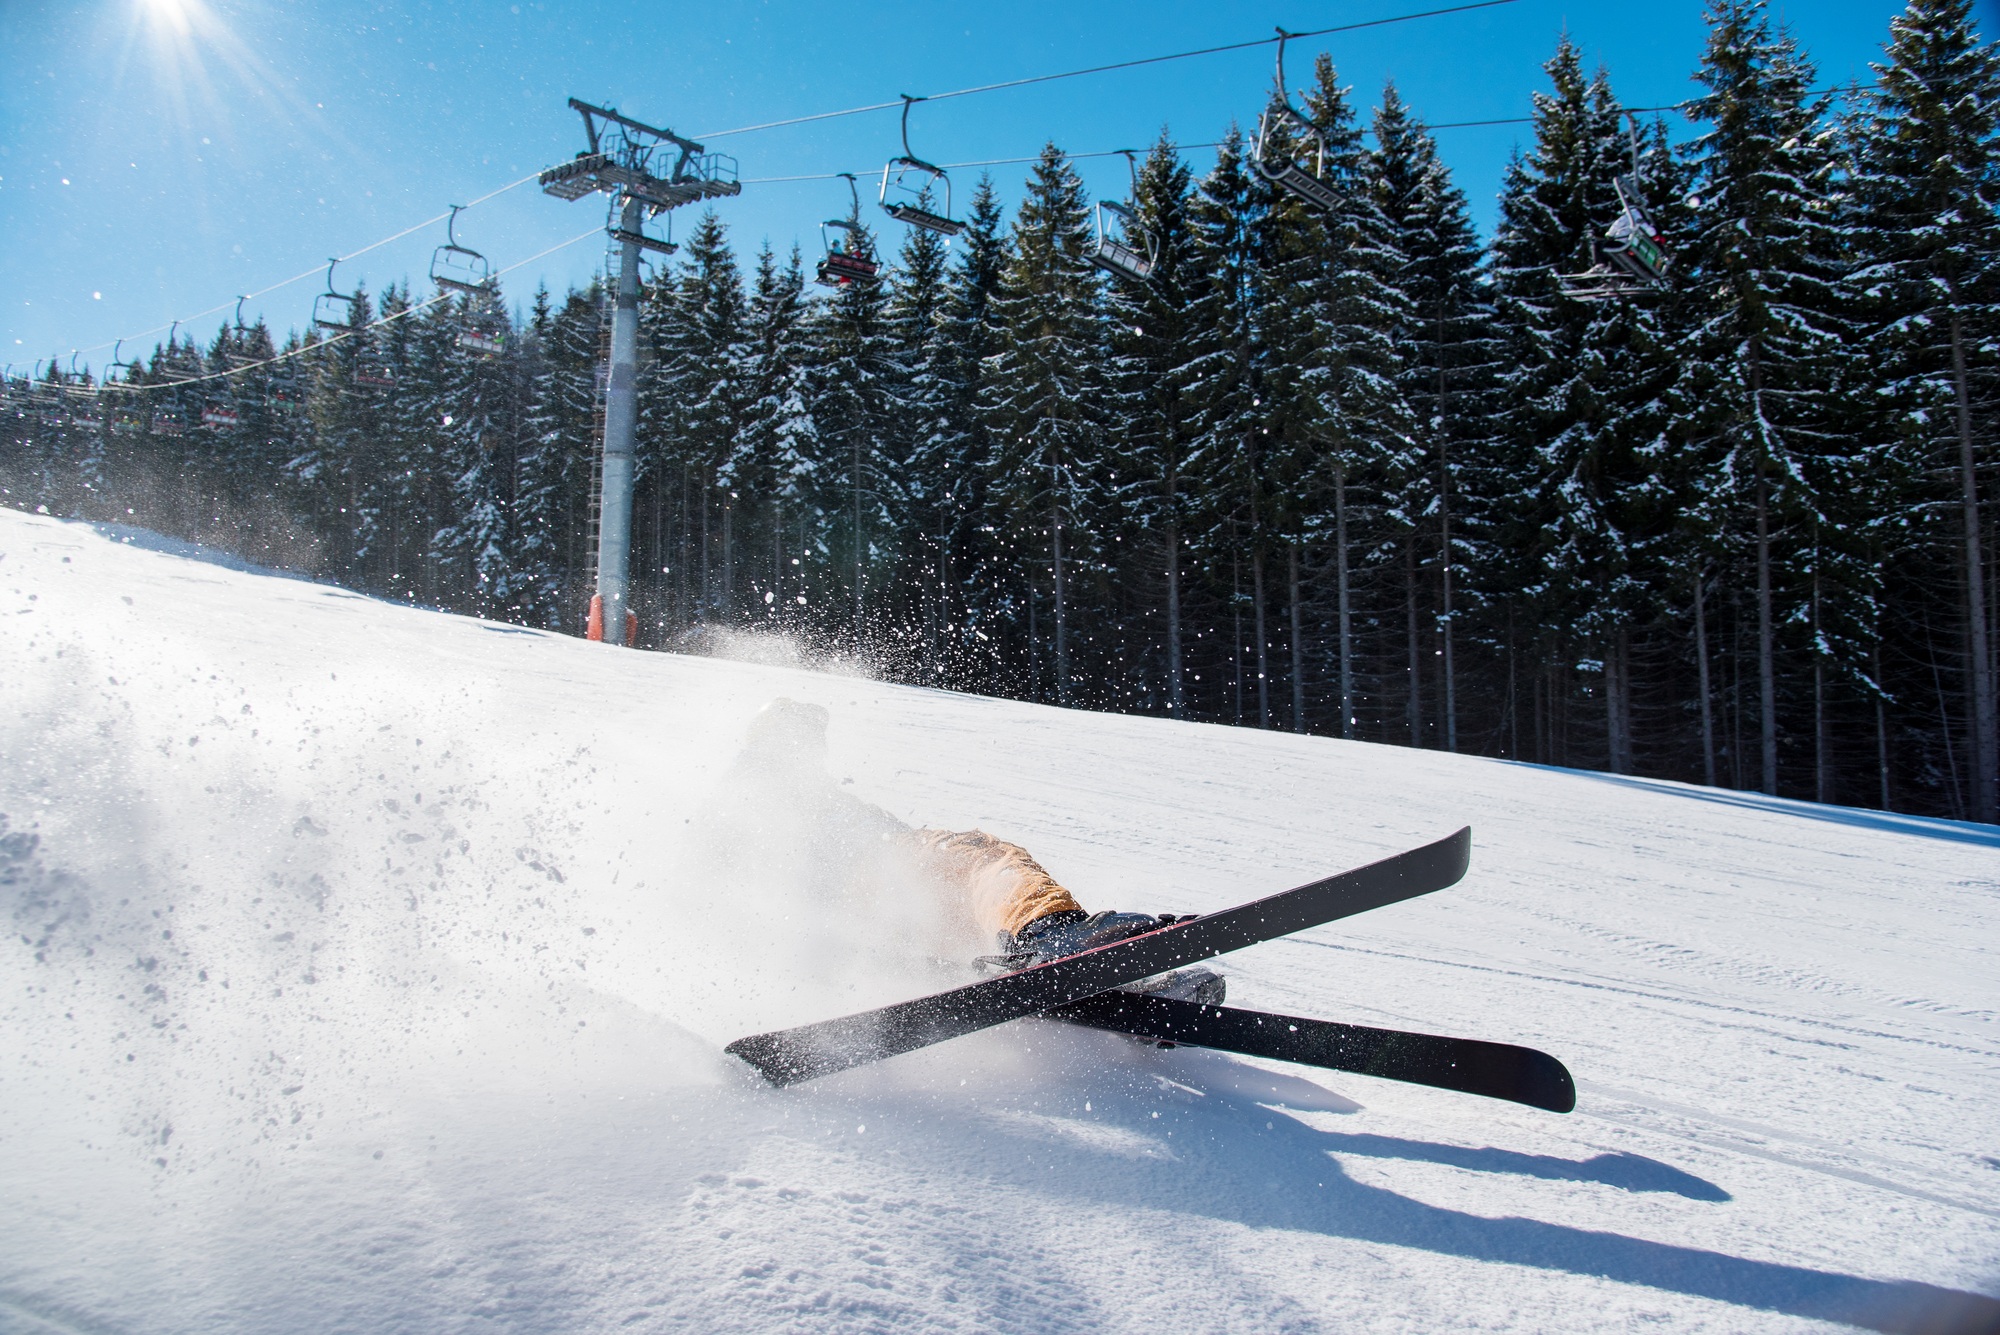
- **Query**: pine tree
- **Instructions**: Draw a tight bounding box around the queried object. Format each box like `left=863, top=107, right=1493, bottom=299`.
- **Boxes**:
left=648, top=211, right=749, bottom=623
left=938, top=175, right=1011, bottom=684
left=807, top=206, right=898, bottom=639
left=983, top=144, right=1109, bottom=706
left=887, top=212, right=958, bottom=676
left=1683, top=0, right=1846, bottom=795
left=1293, top=58, right=1420, bottom=743
left=1106, top=135, right=1200, bottom=716
left=1849, top=0, right=2000, bottom=820
left=1369, top=83, right=1500, bottom=754
left=736, top=244, right=817, bottom=626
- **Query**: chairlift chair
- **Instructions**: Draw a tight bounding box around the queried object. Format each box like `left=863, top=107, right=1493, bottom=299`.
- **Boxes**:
left=202, top=405, right=239, bottom=429
left=817, top=174, right=881, bottom=287
left=431, top=206, right=493, bottom=295
left=879, top=96, right=965, bottom=238
left=1090, top=151, right=1157, bottom=285
left=313, top=259, right=361, bottom=333
left=224, top=296, right=262, bottom=368
left=1559, top=119, right=1674, bottom=301
left=1252, top=31, right=1341, bottom=214
left=108, top=340, right=138, bottom=385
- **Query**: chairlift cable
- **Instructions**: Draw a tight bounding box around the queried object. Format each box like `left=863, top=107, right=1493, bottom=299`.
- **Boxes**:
left=64, top=167, right=549, bottom=360
left=82, top=226, right=601, bottom=396
left=696, top=0, right=1522, bottom=141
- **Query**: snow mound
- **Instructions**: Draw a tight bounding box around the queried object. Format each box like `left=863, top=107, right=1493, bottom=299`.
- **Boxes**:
left=2, top=508, right=1996, bottom=1334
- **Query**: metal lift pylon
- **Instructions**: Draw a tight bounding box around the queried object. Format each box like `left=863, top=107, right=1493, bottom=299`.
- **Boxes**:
left=540, top=97, right=741, bottom=646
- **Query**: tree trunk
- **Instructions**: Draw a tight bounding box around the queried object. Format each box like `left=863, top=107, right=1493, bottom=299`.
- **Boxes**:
left=1231, top=537, right=1244, bottom=726
left=1437, top=431, right=1458, bottom=752
left=1335, top=461, right=1353, bottom=738
left=1289, top=542, right=1305, bottom=734
left=1695, top=571, right=1717, bottom=788
left=852, top=436, right=864, bottom=633
left=1405, top=535, right=1422, bottom=746
left=1874, top=641, right=1890, bottom=812
left=1253, top=546, right=1270, bottom=729
left=1052, top=499, right=1068, bottom=707
left=1166, top=521, right=1184, bottom=719
left=1813, top=558, right=1830, bottom=805
left=1950, top=308, right=1996, bottom=822
left=1756, top=460, right=1778, bottom=795
left=721, top=491, right=733, bottom=620
left=1606, top=628, right=1630, bottom=775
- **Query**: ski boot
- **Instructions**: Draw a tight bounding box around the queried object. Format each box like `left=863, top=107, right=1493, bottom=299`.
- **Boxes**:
left=978, top=910, right=1227, bottom=1007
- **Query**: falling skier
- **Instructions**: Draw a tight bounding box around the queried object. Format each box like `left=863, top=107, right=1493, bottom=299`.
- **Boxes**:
left=715, top=701, right=1571, bottom=1108
left=718, top=697, right=1225, bottom=1003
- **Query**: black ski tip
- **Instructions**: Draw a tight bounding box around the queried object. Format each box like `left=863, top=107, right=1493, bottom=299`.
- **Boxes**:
left=1520, top=1049, right=1577, bottom=1114
left=725, top=1033, right=820, bottom=1087
left=1440, top=825, right=1473, bottom=887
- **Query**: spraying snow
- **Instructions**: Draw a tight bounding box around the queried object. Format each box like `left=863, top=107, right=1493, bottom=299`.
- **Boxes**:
left=2, top=507, right=1996, bottom=1334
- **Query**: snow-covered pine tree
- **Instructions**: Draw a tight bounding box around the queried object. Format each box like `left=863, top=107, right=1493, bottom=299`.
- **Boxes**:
left=982, top=144, right=1110, bottom=706
left=938, top=175, right=1011, bottom=686
left=1681, top=0, right=1847, bottom=797
left=430, top=285, right=522, bottom=619
left=1105, top=135, right=1200, bottom=716
left=649, top=212, right=749, bottom=627
left=734, top=244, right=816, bottom=628
left=1369, top=83, right=1500, bottom=754
left=1180, top=130, right=1265, bottom=725
left=1293, top=58, right=1420, bottom=744
left=886, top=210, right=959, bottom=679
left=1490, top=40, right=1684, bottom=774
left=519, top=281, right=604, bottom=631
left=1847, top=0, right=2000, bottom=821
left=806, top=204, right=899, bottom=643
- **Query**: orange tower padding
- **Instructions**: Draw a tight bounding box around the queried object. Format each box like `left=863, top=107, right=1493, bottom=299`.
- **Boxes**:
left=586, top=595, right=605, bottom=641
left=625, top=610, right=639, bottom=646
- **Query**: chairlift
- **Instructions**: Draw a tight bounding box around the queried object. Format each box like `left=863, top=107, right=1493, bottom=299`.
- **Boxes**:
left=431, top=205, right=493, bottom=294
left=1561, top=115, right=1673, bottom=301
left=202, top=405, right=239, bottom=429
left=1090, top=150, right=1157, bottom=286
left=108, top=340, right=138, bottom=385
left=817, top=174, right=881, bottom=288
left=1252, top=30, right=1340, bottom=214
left=879, top=96, right=965, bottom=238
left=459, top=298, right=511, bottom=356
left=313, top=258, right=361, bottom=333
left=227, top=297, right=261, bottom=368
left=152, top=408, right=187, bottom=437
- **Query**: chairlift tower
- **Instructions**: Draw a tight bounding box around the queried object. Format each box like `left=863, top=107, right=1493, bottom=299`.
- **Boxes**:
left=540, top=97, right=740, bottom=645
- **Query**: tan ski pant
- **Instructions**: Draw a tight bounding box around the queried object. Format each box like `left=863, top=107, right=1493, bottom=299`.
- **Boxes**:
left=905, top=828, right=1084, bottom=941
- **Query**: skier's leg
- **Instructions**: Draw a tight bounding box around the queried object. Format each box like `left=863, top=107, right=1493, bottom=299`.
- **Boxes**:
left=906, top=828, right=1082, bottom=941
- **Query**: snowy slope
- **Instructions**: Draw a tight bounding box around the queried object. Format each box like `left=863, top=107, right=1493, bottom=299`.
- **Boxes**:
left=2, top=506, right=1997, bottom=1335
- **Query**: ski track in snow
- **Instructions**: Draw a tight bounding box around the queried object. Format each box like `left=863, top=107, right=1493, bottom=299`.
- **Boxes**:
left=2, top=508, right=1998, bottom=1335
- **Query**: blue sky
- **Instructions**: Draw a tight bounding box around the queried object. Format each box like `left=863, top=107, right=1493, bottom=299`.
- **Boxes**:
left=0, top=0, right=1974, bottom=377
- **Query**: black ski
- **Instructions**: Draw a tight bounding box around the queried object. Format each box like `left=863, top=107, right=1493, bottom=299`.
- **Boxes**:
left=1046, top=990, right=1576, bottom=1113
left=727, top=827, right=1471, bottom=1086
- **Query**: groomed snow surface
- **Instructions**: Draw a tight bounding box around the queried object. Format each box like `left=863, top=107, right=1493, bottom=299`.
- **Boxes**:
left=2, top=506, right=1997, bottom=1335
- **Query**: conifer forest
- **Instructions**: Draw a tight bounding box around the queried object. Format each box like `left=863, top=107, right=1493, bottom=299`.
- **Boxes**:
left=5, top=0, right=1997, bottom=824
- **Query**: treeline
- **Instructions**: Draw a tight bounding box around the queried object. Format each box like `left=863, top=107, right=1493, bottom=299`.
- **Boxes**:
left=4, top=0, right=1996, bottom=823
